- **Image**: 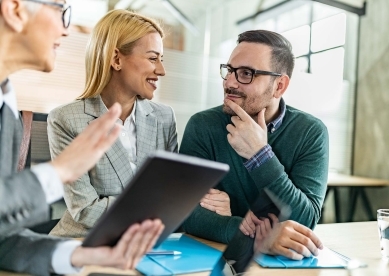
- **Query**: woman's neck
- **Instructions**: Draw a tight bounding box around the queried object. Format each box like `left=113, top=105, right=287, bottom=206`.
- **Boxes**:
left=100, top=80, right=137, bottom=122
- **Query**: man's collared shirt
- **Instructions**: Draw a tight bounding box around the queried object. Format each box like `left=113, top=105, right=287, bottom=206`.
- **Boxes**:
left=244, top=98, right=286, bottom=171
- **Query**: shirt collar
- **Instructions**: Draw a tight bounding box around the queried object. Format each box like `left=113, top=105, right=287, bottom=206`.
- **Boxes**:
left=102, top=97, right=137, bottom=124
left=0, top=78, right=19, bottom=119
left=267, top=98, right=286, bottom=133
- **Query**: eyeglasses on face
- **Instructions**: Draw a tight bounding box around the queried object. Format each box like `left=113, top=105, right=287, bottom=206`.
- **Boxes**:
left=220, top=64, right=282, bottom=84
left=23, top=0, right=71, bottom=29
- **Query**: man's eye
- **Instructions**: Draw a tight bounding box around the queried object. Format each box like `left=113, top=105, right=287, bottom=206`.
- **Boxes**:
left=241, top=70, right=253, bottom=77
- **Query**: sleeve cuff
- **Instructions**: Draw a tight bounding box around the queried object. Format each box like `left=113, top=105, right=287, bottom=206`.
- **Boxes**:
left=31, top=163, right=64, bottom=204
left=52, top=240, right=82, bottom=274
left=244, top=144, right=275, bottom=172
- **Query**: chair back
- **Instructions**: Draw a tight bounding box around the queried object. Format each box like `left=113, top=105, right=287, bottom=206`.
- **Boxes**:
left=20, top=112, right=51, bottom=169
left=29, top=113, right=51, bottom=166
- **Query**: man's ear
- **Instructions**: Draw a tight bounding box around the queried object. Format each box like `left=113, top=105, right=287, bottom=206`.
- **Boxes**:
left=1, top=0, right=29, bottom=33
left=274, top=75, right=290, bottom=99
left=110, top=48, right=122, bottom=71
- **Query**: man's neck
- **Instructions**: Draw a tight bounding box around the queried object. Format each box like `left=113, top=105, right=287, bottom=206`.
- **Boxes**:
left=251, top=100, right=281, bottom=125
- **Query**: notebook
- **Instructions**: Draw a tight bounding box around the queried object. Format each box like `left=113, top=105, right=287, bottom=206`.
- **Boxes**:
left=136, top=233, right=223, bottom=275
left=255, top=246, right=366, bottom=268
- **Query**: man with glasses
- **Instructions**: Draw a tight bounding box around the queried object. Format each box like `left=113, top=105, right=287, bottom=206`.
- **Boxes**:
left=180, top=30, right=329, bottom=259
left=0, top=0, right=163, bottom=275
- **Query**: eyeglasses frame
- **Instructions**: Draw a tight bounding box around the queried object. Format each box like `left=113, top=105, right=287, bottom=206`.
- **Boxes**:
left=220, top=64, right=282, bottom=84
left=23, top=0, right=71, bottom=29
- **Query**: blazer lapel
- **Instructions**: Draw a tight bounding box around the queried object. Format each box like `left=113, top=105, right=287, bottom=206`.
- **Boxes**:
left=0, top=104, right=22, bottom=176
left=84, top=97, right=134, bottom=188
left=135, top=99, right=157, bottom=166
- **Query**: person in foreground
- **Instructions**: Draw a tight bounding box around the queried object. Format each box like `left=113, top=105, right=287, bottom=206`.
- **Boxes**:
left=48, top=9, right=177, bottom=238
left=180, top=30, right=329, bottom=257
left=0, top=0, right=163, bottom=275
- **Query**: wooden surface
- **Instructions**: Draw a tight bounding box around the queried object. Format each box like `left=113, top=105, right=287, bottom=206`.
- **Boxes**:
left=1, top=222, right=388, bottom=276
left=328, top=172, right=389, bottom=187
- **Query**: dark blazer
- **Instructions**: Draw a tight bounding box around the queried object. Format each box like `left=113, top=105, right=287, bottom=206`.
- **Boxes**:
left=0, top=103, right=63, bottom=275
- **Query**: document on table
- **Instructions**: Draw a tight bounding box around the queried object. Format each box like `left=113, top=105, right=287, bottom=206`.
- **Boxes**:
left=255, top=247, right=367, bottom=269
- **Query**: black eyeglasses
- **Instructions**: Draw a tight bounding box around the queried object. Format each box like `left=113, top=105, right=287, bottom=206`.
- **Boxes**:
left=23, top=0, right=71, bottom=29
left=220, top=64, right=282, bottom=84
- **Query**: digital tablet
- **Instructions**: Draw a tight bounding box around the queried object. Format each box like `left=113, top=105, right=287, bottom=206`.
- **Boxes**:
left=82, top=150, right=229, bottom=248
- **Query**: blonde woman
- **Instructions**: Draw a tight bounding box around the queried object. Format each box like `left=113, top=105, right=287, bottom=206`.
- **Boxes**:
left=48, top=10, right=178, bottom=238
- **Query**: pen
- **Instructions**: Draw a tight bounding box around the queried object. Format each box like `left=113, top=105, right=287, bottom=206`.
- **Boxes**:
left=147, top=251, right=182, bottom=255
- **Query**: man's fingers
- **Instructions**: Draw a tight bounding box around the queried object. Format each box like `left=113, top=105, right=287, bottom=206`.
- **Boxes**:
left=240, top=220, right=253, bottom=236
left=268, top=213, right=279, bottom=224
left=263, top=218, right=272, bottom=233
left=255, top=224, right=264, bottom=240
left=257, top=220, right=268, bottom=237
left=244, top=216, right=256, bottom=237
left=200, top=201, right=216, bottom=212
left=230, top=116, right=242, bottom=126
left=226, top=124, right=236, bottom=136
left=208, top=188, right=221, bottom=194
left=274, top=246, right=304, bottom=261
left=293, top=223, right=323, bottom=251
left=249, top=212, right=262, bottom=225
left=202, top=193, right=229, bottom=203
left=202, top=205, right=230, bottom=216
left=215, top=209, right=231, bottom=216
left=257, top=108, right=267, bottom=130
left=239, top=224, right=248, bottom=235
left=285, top=238, right=313, bottom=258
left=286, top=230, right=318, bottom=257
left=224, top=99, right=251, bottom=121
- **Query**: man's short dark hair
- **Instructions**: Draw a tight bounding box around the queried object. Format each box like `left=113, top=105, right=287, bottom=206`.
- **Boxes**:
left=237, top=30, right=295, bottom=78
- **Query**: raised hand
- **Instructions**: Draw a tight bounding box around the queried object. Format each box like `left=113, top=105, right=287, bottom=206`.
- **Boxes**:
left=224, top=99, right=267, bottom=159
left=71, top=219, right=164, bottom=270
left=51, top=103, right=122, bottom=184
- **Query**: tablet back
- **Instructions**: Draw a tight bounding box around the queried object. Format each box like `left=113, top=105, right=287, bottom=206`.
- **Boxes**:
left=83, top=151, right=229, bottom=247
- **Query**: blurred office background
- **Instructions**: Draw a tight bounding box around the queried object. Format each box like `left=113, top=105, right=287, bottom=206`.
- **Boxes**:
left=11, top=0, right=389, bottom=223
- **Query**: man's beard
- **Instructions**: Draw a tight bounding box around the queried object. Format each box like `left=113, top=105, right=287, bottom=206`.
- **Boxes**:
left=222, top=85, right=273, bottom=117
left=222, top=88, right=246, bottom=116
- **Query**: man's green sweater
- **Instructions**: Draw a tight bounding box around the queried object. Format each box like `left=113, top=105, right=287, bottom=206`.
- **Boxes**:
left=180, top=104, right=329, bottom=244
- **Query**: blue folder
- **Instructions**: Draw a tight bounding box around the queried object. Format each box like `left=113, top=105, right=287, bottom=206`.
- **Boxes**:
left=136, top=234, right=223, bottom=275
left=255, top=247, right=365, bottom=269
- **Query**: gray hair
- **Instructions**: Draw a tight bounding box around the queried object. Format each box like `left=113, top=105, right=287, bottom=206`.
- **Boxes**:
left=0, top=0, right=41, bottom=13
left=23, top=1, right=42, bottom=13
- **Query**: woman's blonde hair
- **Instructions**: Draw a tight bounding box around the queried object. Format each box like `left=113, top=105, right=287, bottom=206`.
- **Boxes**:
left=78, top=10, right=164, bottom=99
